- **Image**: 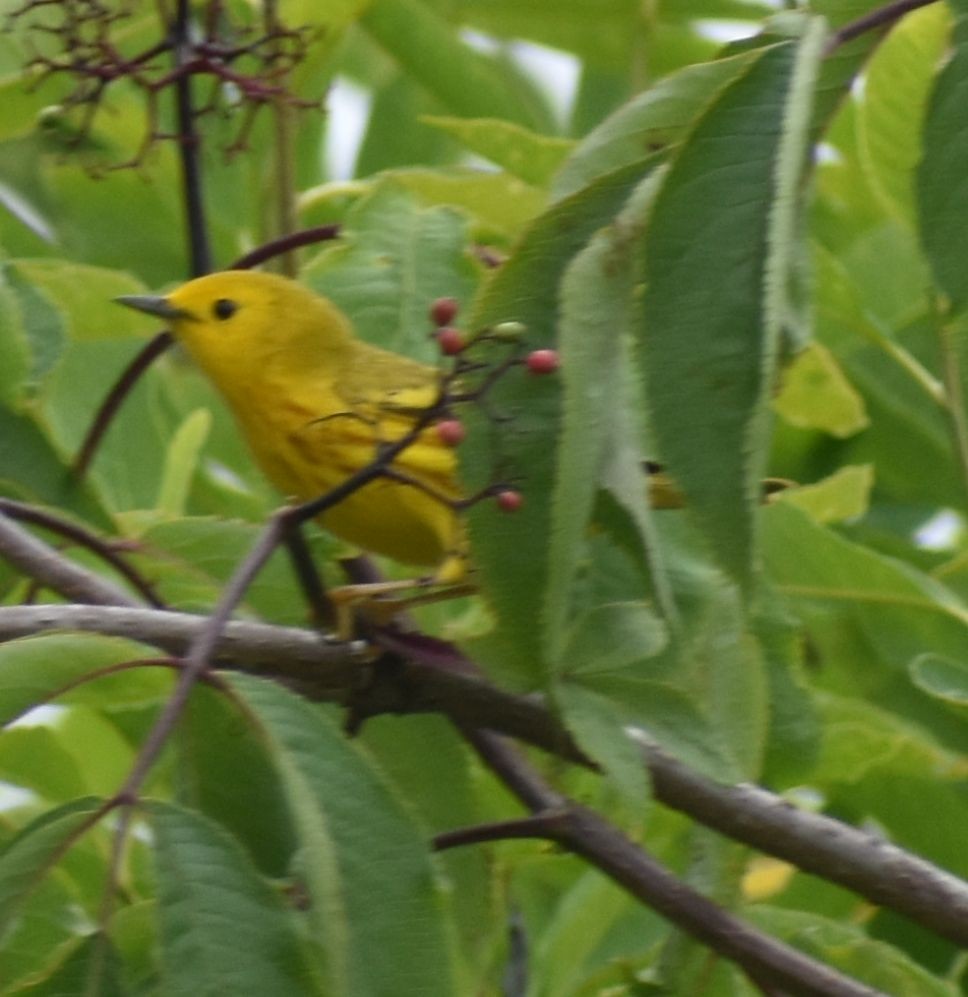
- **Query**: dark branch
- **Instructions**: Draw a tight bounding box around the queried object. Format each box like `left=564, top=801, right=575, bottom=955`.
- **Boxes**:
left=458, top=730, right=883, bottom=997
left=0, top=499, right=163, bottom=607
left=824, top=0, right=938, bottom=54
left=72, top=331, right=173, bottom=480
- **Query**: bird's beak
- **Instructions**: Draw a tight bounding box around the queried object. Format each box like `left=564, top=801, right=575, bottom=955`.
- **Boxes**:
left=114, top=294, right=192, bottom=321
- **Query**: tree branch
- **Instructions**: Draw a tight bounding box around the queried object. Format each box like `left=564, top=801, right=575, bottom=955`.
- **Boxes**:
left=457, top=729, right=884, bottom=997
left=1, top=600, right=966, bottom=948
left=0, top=499, right=163, bottom=607
left=0, top=513, right=139, bottom=608
left=824, top=0, right=938, bottom=54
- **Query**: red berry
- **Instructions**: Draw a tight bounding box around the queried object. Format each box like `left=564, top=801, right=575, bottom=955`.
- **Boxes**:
left=526, top=349, right=560, bottom=375
left=495, top=489, right=524, bottom=512
left=435, top=419, right=465, bottom=447
left=436, top=327, right=464, bottom=355
left=430, top=297, right=460, bottom=326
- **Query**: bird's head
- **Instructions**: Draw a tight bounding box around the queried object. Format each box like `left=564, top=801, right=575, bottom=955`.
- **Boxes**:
left=116, top=271, right=353, bottom=385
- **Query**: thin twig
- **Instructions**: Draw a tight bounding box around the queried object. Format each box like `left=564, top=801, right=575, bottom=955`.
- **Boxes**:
left=0, top=499, right=163, bottom=607
left=0, top=512, right=138, bottom=607
left=824, top=0, right=938, bottom=54
left=171, top=0, right=212, bottom=276
left=458, top=730, right=883, bottom=997
left=72, top=330, right=173, bottom=479
left=433, top=812, right=570, bottom=850
left=229, top=224, right=341, bottom=270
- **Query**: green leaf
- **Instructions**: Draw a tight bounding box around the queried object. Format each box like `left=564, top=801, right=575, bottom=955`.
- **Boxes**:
left=0, top=271, right=29, bottom=405
left=556, top=680, right=651, bottom=808
left=560, top=603, right=667, bottom=676
left=917, top=0, right=968, bottom=310
left=0, top=727, right=88, bottom=803
left=226, top=675, right=457, bottom=997
left=909, top=653, right=968, bottom=712
left=0, top=634, right=164, bottom=727
left=148, top=801, right=322, bottom=997
left=763, top=501, right=968, bottom=748
left=545, top=170, right=672, bottom=658
left=813, top=691, right=961, bottom=785
left=387, top=168, right=547, bottom=239
left=133, top=517, right=333, bottom=623
left=552, top=48, right=759, bottom=200
left=3, top=263, right=67, bottom=392
left=778, top=464, right=874, bottom=524
left=302, top=182, right=479, bottom=363
left=8, top=260, right=151, bottom=340
left=857, top=2, right=951, bottom=226
left=0, top=408, right=111, bottom=526
left=0, top=799, right=104, bottom=944
left=178, top=687, right=297, bottom=878
left=461, top=158, right=657, bottom=681
left=772, top=342, right=869, bottom=438
left=422, top=116, right=574, bottom=187
left=637, top=24, right=825, bottom=586
left=155, top=408, right=211, bottom=519
left=454, top=0, right=638, bottom=69
left=361, top=0, right=551, bottom=131
left=7, top=933, right=125, bottom=997
left=748, top=906, right=959, bottom=996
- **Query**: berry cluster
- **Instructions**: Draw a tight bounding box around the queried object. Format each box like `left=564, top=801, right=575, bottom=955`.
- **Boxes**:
left=427, top=297, right=563, bottom=515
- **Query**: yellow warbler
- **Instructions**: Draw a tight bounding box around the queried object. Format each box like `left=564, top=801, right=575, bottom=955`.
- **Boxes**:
left=117, top=271, right=467, bottom=584
left=116, top=272, right=791, bottom=592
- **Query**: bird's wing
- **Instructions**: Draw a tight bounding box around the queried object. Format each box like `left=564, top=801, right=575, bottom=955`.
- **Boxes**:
left=293, top=345, right=456, bottom=486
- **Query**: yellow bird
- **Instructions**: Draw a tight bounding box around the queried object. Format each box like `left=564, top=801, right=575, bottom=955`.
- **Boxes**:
left=117, top=271, right=468, bottom=586
left=117, top=271, right=792, bottom=605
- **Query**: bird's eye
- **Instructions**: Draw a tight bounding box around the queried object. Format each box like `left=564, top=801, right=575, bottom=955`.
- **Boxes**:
left=213, top=298, right=238, bottom=320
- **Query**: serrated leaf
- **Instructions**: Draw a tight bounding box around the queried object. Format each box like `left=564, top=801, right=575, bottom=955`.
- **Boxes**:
left=3, top=264, right=67, bottom=391
left=149, top=801, right=322, bottom=997
left=461, top=158, right=658, bottom=681
left=422, top=116, right=573, bottom=187
left=545, top=170, right=671, bottom=659
left=0, top=727, right=88, bottom=802
left=133, top=516, right=333, bottom=623
left=555, top=680, right=651, bottom=808
left=388, top=168, right=547, bottom=238
left=637, top=25, right=825, bottom=586
left=773, top=342, right=869, bottom=437
left=301, top=182, right=478, bottom=362
left=560, top=603, right=667, bottom=676
left=552, top=49, right=759, bottom=201
left=179, top=687, right=297, bottom=878
left=226, top=674, right=456, bottom=997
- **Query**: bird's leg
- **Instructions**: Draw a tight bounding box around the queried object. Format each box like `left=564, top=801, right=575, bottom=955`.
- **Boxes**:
left=328, top=577, right=477, bottom=640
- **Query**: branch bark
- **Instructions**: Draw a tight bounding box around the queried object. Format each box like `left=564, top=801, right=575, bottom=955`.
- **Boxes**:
left=1, top=600, right=967, bottom=948
left=455, top=730, right=884, bottom=997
